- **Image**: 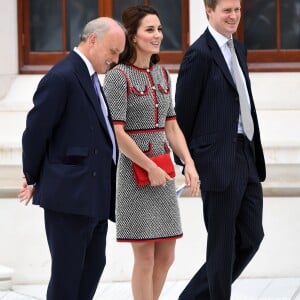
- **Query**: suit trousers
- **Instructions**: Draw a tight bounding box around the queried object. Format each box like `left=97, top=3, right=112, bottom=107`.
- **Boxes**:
left=44, top=209, right=108, bottom=300
left=180, top=135, right=264, bottom=300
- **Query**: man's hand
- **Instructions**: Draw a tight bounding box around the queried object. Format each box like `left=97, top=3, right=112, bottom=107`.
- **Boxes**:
left=18, top=177, right=34, bottom=206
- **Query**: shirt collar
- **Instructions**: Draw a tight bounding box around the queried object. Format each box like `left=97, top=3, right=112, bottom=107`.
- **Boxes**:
left=73, top=47, right=95, bottom=77
left=208, top=24, right=232, bottom=48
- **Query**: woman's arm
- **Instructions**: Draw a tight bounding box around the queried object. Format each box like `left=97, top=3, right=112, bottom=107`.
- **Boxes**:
left=165, top=119, right=200, bottom=196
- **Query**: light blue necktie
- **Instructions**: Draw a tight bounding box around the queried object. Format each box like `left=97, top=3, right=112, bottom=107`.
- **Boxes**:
left=92, top=72, right=117, bottom=164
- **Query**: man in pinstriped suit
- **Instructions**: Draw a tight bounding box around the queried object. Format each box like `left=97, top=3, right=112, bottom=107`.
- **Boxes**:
left=174, top=0, right=266, bottom=299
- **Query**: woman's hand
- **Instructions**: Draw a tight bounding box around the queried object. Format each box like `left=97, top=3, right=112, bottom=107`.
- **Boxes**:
left=148, top=165, right=173, bottom=187
left=183, top=161, right=200, bottom=196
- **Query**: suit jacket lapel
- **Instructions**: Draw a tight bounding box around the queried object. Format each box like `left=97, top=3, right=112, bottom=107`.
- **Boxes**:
left=99, top=84, right=119, bottom=159
left=234, top=42, right=251, bottom=92
left=234, top=41, right=257, bottom=115
left=69, top=51, right=110, bottom=135
left=205, top=29, right=237, bottom=91
left=99, top=83, right=115, bottom=127
left=205, top=30, right=257, bottom=119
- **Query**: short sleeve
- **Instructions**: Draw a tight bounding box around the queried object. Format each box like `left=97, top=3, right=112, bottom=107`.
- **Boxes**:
left=163, top=68, right=176, bottom=120
left=103, top=68, right=128, bottom=124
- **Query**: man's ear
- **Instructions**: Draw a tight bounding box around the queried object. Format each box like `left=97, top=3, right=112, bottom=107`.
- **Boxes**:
left=205, top=6, right=212, bottom=19
left=88, top=33, right=97, bottom=47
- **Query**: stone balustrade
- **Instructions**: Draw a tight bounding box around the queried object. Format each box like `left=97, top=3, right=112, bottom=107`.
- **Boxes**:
left=1, top=110, right=300, bottom=198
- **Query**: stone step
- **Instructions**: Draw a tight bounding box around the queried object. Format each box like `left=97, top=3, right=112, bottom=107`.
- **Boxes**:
left=0, top=165, right=23, bottom=198
left=181, top=153, right=300, bottom=195
left=1, top=110, right=299, bottom=198
left=0, top=265, right=14, bottom=291
left=1, top=162, right=299, bottom=198
left=176, top=182, right=300, bottom=198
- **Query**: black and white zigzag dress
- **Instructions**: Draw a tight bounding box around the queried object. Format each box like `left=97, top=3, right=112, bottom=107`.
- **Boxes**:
left=103, top=63, right=182, bottom=242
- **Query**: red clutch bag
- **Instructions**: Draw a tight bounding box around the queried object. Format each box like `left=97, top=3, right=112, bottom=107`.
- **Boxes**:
left=132, top=153, right=176, bottom=187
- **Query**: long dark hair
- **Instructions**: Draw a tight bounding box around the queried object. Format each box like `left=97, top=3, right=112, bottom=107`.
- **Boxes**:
left=118, top=5, right=160, bottom=65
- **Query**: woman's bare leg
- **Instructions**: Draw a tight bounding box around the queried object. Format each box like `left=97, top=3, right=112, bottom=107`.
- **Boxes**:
left=153, top=240, right=176, bottom=300
left=131, top=242, right=155, bottom=300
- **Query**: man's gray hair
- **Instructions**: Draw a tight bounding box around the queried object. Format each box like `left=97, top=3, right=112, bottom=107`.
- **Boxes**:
left=79, top=18, right=111, bottom=42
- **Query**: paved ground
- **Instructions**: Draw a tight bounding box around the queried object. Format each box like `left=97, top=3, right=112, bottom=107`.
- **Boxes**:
left=1, top=278, right=300, bottom=299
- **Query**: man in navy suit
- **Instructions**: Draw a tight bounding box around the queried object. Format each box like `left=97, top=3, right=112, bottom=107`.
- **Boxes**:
left=19, top=17, right=125, bottom=299
left=175, top=0, right=266, bottom=299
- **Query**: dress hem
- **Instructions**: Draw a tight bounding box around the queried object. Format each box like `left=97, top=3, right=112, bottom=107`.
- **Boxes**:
left=117, top=233, right=183, bottom=243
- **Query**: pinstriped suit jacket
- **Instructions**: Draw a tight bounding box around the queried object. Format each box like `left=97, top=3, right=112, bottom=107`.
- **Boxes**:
left=175, top=29, right=265, bottom=192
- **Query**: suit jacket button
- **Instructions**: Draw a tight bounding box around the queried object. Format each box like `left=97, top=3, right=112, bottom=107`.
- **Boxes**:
left=92, top=171, right=97, bottom=177
left=94, top=149, right=99, bottom=155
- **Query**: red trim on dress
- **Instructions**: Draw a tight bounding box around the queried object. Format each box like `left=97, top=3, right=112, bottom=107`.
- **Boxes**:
left=114, top=67, right=131, bottom=96
left=126, top=128, right=165, bottom=135
left=113, top=120, right=126, bottom=125
left=146, top=70, right=159, bottom=126
left=157, top=84, right=170, bottom=94
left=161, top=66, right=169, bottom=85
left=166, top=116, right=176, bottom=121
left=117, top=233, right=183, bottom=243
left=131, top=85, right=149, bottom=96
left=130, top=64, right=154, bottom=72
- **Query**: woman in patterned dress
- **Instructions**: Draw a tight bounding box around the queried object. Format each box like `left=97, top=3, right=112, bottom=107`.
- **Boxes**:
left=103, top=5, right=199, bottom=300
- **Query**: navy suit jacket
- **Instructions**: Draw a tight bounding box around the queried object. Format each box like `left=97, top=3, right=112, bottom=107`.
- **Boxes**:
left=22, top=51, right=117, bottom=220
left=175, top=29, right=266, bottom=192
